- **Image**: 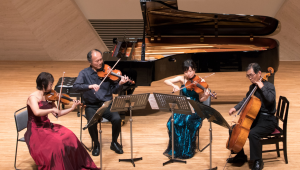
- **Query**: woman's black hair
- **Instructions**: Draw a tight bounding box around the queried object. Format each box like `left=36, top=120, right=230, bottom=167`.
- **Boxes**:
left=247, top=63, right=261, bottom=74
left=36, top=72, right=54, bottom=90
left=182, top=59, right=197, bottom=72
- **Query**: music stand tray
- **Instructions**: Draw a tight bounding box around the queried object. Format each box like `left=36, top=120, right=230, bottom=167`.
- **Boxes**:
left=83, top=100, right=112, bottom=170
left=188, top=100, right=230, bottom=170
left=152, top=93, right=193, bottom=166
left=111, top=93, right=150, bottom=167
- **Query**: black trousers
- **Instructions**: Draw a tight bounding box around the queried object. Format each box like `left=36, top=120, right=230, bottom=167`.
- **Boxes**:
left=230, top=113, right=277, bottom=161
left=85, top=103, right=121, bottom=145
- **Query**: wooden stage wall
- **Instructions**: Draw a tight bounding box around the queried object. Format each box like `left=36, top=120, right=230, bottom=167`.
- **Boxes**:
left=0, top=61, right=299, bottom=170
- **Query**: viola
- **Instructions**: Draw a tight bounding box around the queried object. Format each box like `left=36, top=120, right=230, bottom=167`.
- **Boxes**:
left=97, top=64, right=135, bottom=84
left=185, top=75, right=217, bottom=99
left=45, top=89, right=84, bottom=107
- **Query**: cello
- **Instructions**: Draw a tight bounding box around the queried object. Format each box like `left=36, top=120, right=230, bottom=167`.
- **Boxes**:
left=226, top=67, right=274, bottom=153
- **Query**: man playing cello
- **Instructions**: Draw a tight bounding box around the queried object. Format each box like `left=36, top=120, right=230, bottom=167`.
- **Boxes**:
left=227, top=63, right=277, bottom=170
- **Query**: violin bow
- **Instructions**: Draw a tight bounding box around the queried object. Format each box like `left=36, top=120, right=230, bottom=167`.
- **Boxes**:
left=172, top=73, right=215, bottom=94
left=56, top=72, right=65, bottom=118
left=97, top=58, right=121, bottom=88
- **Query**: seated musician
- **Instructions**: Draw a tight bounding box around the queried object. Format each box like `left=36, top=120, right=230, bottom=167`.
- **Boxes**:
left=227, top=63, right=277, bottom=170
left=163, top=59, right=210, bottom=159
left=25, top=72, right=99, bottom=170
left=73, top=49, right=129, bottom=156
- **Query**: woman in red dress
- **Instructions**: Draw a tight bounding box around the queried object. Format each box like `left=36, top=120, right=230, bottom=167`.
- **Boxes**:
left=25, top=72, right=99, bottom=170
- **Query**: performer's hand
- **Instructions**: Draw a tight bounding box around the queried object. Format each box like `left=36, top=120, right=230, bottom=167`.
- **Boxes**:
left=254, top=80, right=264, bottom=89
left=119, top=75, right=129, bottom=85
left=51, top=107, right=60, bottom=118
left=71, top=100, right=81, bottom=110
left=172, top=85, right=180, bottom=92
left=204, top=89, right=210, bottom=97
left=89, top=84, right=100, bottom=92
left=229, top=108, right=237, bottom=116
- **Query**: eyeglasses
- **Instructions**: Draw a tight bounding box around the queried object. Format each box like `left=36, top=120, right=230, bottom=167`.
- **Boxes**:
left=246, top=73, right=256, bottom=78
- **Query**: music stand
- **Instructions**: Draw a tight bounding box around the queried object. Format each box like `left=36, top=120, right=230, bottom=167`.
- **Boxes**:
left=152, top=93, right=192, bottom=166
left=111, top=93, right=150, bottom=167
left=83, top=100, right=112, bottom=170
left=189, top=100, right=230, bottom=170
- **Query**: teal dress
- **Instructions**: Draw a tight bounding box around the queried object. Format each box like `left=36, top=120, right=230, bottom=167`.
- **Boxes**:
left=163, top=85, right=203, bottom=159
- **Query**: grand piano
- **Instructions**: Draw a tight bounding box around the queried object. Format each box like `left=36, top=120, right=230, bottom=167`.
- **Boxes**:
left=103, top=0, right=280, bottom=90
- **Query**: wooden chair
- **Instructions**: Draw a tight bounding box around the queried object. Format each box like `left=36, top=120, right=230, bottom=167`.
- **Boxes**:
left=260, top=96, right=289, bottom=164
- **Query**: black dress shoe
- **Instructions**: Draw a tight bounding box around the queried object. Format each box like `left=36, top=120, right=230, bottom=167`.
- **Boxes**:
left=116, top=142, right=123, bottom=148
left=227, top=154, right=247, bottom=163
left=252, top=159, right=264, bottom=170
left=110, top=142, right=123, bottom=154
left=92, top=145, right=100, bottom=156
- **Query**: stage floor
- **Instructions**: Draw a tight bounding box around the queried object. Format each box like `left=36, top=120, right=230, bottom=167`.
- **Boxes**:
left=0, top=61, right=299, bottom=170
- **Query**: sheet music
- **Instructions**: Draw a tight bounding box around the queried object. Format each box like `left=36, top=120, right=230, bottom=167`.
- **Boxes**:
left=148, top=94, right=159, bottom=109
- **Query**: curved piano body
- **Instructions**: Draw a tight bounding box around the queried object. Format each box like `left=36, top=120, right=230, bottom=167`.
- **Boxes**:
left=104, top=0, right=280, bottom=86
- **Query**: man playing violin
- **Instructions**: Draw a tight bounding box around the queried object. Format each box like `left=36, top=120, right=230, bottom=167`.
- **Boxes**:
left=73, top=49, right=129, bottom=156
left=227, top=63, right=277, bottom=170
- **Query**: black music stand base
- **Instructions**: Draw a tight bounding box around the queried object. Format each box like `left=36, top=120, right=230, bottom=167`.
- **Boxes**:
left=208, top=167, right=217, bottom=170
left=119, top=157, right=142, bottom=167
left=163, top=159, right=186, bottom=166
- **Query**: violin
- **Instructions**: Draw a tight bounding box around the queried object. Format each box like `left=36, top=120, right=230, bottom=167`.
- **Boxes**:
left=185, top=75, right=217, bottom=99
left=45, top=89, right=85, bottom=107
left=97, top=64, right=135, bottom=84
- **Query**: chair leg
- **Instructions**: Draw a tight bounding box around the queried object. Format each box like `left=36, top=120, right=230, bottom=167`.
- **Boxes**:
left=283, top=140, right=288, bottom=164
left=14, top=137, right=19, bottom=170
left=276, top=142, right=280, bottom=157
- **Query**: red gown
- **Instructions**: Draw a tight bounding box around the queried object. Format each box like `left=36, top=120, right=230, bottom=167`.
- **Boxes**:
left=24, top=100, right=99, bottom=170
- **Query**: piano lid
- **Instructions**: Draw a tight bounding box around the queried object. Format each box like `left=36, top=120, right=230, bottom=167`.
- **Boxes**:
left=140, top=0, right=280, bottom=37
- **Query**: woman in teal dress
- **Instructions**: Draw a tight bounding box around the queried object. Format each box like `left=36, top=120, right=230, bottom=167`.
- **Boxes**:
left=163, top=59, right=210, bottom=159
